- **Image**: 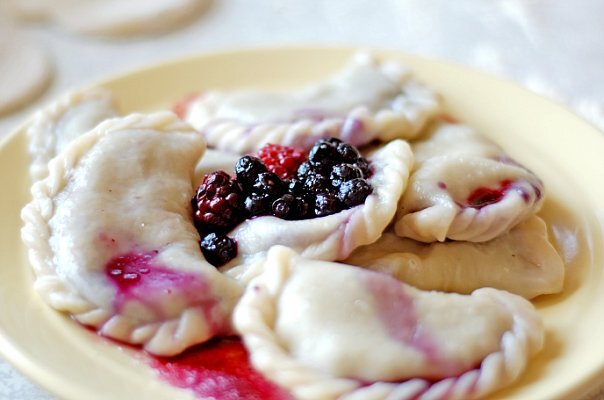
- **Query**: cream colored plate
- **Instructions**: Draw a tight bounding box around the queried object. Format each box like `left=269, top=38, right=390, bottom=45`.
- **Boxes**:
left=1, top=47, right=603, bottom=400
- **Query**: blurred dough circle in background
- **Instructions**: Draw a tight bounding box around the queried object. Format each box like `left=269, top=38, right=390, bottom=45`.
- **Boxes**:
left=6, top=0, right=211, bottom=36
left=0, top=23, right=52, bottom=117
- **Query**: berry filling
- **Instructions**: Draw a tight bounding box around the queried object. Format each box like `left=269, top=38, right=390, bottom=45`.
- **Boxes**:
left=191, top=139, right=374, bottom=266
left=257, top=143, right=307, bottom=179
left=466, top=179, right=515, bottom=209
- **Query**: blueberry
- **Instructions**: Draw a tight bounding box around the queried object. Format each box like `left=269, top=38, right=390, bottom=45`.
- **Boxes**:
left=308, top=141, right=338, bottom=169
left=336, top=143, right=361, bottom=164
left=252, top=172, right=286, bottom=197
left=287, top=179, right=305, bottom=196
left=200, top=233, right=237, bottom=267
left=338, top=178, right=372, bottom=207
left=235, top=156, right=267, bottom=188
left=244, top=192, right=272, bottom=216
left=296, top=161, right=314, bottom=181
left=330, top=163, right=363, bottom=187
left=272, top=194, right=296, bottom=219
left=314, top=191, right=342, bottom=217
left=356, top=157, right=371, bottom=178
left=302, top=171, right=330, bottom=194
left=294, top=195, right=313, bottom=219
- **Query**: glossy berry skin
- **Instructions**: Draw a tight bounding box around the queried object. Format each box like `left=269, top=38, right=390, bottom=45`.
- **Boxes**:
left=252, top=172, right=286, bottom=197
left=338, top=178, right=373, bottom=207
left=244, top=193, right=272, bottom=217
left=314, top=192, right=342, bottom=217
left=302, top=171, right=330, bottom=194
left=308, top=140, right=339, bottom=170
left=200, top=233, right=237, bottom=267
left=356, top=157, right=372, bottom=178
left=272, top=194, right=296, bottom=219
left=336, top=143, right=362, bottom=164
left=235, top=156, right=267, bottom=188
left=296, top=161, right=313, bottom=181
left=257, top=144, right=307, bottom=179
left=192, top=171, right=244, bottom=234
left=330, top=163, right=363, bottom=187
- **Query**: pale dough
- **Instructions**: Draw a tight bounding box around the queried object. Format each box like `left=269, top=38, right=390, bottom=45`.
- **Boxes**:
left=0, top=22, right=52, bottom=116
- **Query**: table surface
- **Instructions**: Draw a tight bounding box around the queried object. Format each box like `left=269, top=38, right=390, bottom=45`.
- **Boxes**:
left=1, top=1, right=603, bottom=399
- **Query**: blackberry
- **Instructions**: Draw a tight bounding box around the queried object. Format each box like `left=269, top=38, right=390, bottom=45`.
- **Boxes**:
left=314, top=192, right=342, bottom=217
left=235, top=155, right=267, bottom=188
left=200, top=233, right=237, bottom=267
left=330, top=163, right=363, bottom=187
left=272, top=194, right=296, bottom=219
left=338, top=178, right=373, bottom=207
left=252, top=172, right=286, bottom=197
left=336, top=143, right=362, bottom=164
left=244, top=192, right=272, bottom=217
left=192, top=171, right=244, bottom=233
left=257, top=143, right=307, bottom=179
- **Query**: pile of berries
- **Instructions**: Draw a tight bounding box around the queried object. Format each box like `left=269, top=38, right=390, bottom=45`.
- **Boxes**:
left=192, top=139, right=373, bottom=266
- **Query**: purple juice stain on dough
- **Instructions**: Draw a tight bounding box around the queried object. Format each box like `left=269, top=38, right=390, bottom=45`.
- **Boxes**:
left=361, top=271, right=439, bottom=359
left=104, top=251, right=219, bottom=325
left=341, top=117, right=366, bottom=147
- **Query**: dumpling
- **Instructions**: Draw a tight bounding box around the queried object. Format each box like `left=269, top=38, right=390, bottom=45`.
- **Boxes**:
left=182, top=53, right=441, bottom=154
left=221, top=139, right=414, bottom=280
left=346, top=216, right=564, bottom=299
left=233, top=246, right=544, bottom=400
left=27, top=88, right=118, bottom=181
left=21, top=112, right=242, bottom=356
left=395, top=122, right=544, bottom=242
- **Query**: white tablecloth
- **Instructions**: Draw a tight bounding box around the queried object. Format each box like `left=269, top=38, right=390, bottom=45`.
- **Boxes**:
left=1, top=1, right=603, bottom=399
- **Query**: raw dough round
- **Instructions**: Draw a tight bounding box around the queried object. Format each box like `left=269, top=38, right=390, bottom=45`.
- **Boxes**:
left=0, top=24, right=52, bottom=116
left=50, top=0, right=211, bottom=36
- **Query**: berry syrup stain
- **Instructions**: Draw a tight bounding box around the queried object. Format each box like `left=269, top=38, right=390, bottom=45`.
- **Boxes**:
left=466, top=179, right=516, bottom=209
left=149, top=337, right=293, bottom=400
left=104, top=251, right=216, bottom=321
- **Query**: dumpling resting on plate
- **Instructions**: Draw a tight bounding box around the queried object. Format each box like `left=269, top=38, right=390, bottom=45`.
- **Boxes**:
left=181, top=53, right=441, bottom=154
left=346, top=216, right=564, bottom=299
left=233, top=246, right=544, bottom=400
left=27, top=88, right=118, bottom=181
left=395, top=122, right=544, bottom=242
left=221, top=139, right=414, bottom=281
left=21, top=112, right=242, bottom=356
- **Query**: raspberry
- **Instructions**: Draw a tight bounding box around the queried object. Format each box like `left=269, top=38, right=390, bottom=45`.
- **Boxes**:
left=257, top=144, right=307, bottom=179
left=192, top=171, right=244, bottom=234
left=338, top=178, right=373, bottom=207
left=200, top=233, right=237, bottom=267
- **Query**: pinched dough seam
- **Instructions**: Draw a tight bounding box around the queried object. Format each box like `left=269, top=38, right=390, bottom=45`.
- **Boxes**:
left=21, top=111, right=216, bottom=356
left=189, top=62, right=441, bottom=154
left=395, top=157, right=545, bottom=243
left=234, top=258, right=544, bottom=400
left=26, top=88, right=116, bottom=182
